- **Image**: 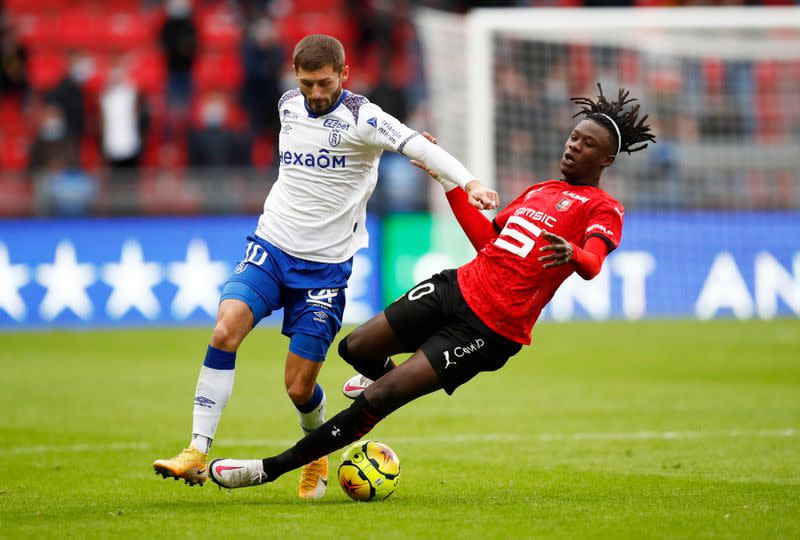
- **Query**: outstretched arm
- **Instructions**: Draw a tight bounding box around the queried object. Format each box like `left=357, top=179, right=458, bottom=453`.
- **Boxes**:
left=538, top=233, right=609, bottom=280
left=410, top=133, right=499, bottom=251
left=444, top=188, right=500, bottom=251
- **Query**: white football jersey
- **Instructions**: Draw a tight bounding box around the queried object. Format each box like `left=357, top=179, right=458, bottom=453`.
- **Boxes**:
left=256, top=89, right=473, bottom=264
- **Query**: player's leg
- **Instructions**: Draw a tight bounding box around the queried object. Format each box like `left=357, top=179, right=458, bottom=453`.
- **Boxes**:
left=209, top=348, right=443, bottom=488
left=153, top=298, right=255, bottom=485
left=340, top=272, right=452, bottom=398
left=154, top=240, right=279, bottom=485
left=339, top=312, right=405, bottom=397
left=281, top=287, right=347, bottom=499
left=285, top=346, right=328, bottom=499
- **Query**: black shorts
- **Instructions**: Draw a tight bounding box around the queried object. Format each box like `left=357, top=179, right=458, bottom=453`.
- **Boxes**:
left=384, top=269, right=523, bottom=395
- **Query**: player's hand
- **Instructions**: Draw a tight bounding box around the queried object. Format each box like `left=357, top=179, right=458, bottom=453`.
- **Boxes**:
left=465, top=180, right=499, bottom=210
left=538, top=232, right=574, bottom=268
left=410, top=159, right=442, bottom=181
left=421, top=131, right=438, bottom=145
left=410, top=131, right=445, bottom=180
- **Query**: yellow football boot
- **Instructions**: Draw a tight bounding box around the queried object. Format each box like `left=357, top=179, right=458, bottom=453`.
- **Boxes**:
left=298, top=455, right=328, bottom=500
left=153, top=447, right=208, bottom=486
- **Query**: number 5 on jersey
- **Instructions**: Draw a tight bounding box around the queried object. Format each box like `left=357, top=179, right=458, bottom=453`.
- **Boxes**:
left=494, top=215, right=543, bottom=258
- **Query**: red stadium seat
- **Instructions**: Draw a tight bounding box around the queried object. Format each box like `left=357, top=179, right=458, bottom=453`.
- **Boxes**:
left=198, top=5, right=242, bottom=49
left=252, top=135, right=275, bottom=168
left=568, top=44, right=595, bottom=95
left=0, top=96, right=25, bottom=129
left=79, top=136, right=103, bottom=171
left=57, top=10, right=102, bottom=48
left=100, top=11, right=155, bottom=49
left=4, top=0, right=69, bottom=11
left=129, top=50, right=167, bottom=96
left=0, top=176, right=33, bottom=217
left=0, top=134, right=31, bottom=171
left=702, top=59, right=725, bottom=94
left=275, top=15, right=356, bottom=51
left=193, top=52, right=243, bottom=91
left=14, top=13, right=59, bottom=47
left=285, top=0, right=347, bottom=15
left=28, top=51, right=67, bottom=91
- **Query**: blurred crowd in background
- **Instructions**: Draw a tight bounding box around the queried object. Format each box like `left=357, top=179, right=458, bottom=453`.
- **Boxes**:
left=492, top=37, right=800, bottom=210
left=0, top=0, right=798, bottom=217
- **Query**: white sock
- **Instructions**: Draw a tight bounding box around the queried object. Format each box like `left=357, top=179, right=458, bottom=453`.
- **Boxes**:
left=296, top=386, right=326, bottom=435
left=190, top=365, right=234, bottom=453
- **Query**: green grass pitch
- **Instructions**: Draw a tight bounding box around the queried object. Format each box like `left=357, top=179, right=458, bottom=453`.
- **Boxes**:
left=1, top=320, right=798, bottom=539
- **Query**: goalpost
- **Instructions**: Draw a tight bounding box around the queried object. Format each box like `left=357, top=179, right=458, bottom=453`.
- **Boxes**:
left=413, top=7, right=800, bottom=320
left=417, top=7, right=800, bottom=198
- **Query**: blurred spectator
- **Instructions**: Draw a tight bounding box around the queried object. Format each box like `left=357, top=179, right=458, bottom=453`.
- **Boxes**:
left=351, top=0, right=398, bottom=61
left=240, top=17, right=285, bottom=135
left=0, top=15, right=28, bottom=99
left=46, top=50, right=92, bottom=138
left=100, top=57, right=149, bottom=171
left=160, top=0, right=197, bottom=110
left=368, top=60, right=408, bottom=122
left=188, top=92, right=251, bottom=167
left=29, top=104, right=97, bottom=215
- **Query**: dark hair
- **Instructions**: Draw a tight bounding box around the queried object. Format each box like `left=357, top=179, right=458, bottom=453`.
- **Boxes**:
left=293, top=34, right=345, bottom=72
left=571, top=83, right=656, bottom=154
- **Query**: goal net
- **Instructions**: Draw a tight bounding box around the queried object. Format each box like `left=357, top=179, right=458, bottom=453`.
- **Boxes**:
left=413, top=7, right=800, bottom=320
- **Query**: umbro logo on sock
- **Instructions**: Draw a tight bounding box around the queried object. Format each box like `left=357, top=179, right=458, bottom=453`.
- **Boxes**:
left=331, top=426, right=341, bottom=437
left=194, top=396, right=216, bottom=408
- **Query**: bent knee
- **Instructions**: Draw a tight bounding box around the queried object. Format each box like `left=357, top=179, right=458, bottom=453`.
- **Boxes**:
left=211, top=320, right=245, bottom=351
left=285, top=379, right=315, bottom=405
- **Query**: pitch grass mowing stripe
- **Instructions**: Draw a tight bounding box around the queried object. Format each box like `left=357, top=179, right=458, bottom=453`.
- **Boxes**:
left=2, top=428, right=795, bottom=455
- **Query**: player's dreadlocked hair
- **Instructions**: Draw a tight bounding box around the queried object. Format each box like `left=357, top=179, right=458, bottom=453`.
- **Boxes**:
left=571, top=83, right=656, bottom=155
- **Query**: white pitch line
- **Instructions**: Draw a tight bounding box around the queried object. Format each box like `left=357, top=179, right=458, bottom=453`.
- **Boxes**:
left=0, top=442, right=151, bottom=456
left=1, top=429, right=794, bottom=456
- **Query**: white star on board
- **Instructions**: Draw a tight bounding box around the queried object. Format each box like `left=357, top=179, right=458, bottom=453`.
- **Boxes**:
left=36, top=240, right=96, bottom=321
left=102, top=239, right=163, bottom=320
left=168, top=238, right=229, bottom=319
left=0, top=243, right=30, bottom=321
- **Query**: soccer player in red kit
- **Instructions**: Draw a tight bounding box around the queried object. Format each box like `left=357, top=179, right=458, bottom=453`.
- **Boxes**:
left=207, top=85, right=656, bottom=490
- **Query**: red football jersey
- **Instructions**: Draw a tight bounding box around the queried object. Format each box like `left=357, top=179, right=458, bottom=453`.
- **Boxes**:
left=457, top=180, right=624, bottom=345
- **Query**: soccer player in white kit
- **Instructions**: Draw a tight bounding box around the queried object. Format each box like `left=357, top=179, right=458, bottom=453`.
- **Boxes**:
left=153, top=34, right=498, bottom=499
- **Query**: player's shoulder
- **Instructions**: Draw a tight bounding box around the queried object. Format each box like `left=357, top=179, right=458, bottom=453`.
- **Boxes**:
left=578, top=188, right=624, bottom=226
left=340, top=90, right=372, bottom=124
left=278, top=89, right=303, bottom=110
left=590, top=187, right=624, bottom=215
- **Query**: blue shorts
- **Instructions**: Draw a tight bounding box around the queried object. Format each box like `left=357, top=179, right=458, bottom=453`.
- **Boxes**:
left=220, top=235, right=352, bottom=361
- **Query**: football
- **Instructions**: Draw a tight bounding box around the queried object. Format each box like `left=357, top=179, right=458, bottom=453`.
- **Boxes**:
left=338, top=440, right=401, bottom=501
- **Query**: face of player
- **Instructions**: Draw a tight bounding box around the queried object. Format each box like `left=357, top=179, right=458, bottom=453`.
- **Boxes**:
left=296, top=64, right=349, bottom=115
left=559, top=119, right=617, bottom=186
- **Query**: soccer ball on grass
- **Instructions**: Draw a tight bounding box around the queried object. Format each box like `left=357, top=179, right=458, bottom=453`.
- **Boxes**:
left=337, top=440, right=400, bottom=501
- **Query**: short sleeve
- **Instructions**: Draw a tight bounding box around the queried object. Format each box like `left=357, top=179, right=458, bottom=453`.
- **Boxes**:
left=584, top=198, right=624, bottom=251
left=355, top=102, right=419, bottom=153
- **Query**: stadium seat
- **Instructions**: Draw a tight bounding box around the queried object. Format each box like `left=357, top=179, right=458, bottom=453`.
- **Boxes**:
left=79, top=136, right=103, bottom=171
left=284, top=0, right=347, bottom=15
left=0, top=134, right=31, bottom=171
left=193, top=52, right=243, bottom=91
left=568, top=44, right=595, bottom=94
left=702, top=59, right=725, bottom=94
left=198, top=5, right=242, bottom=49
left=0, top=176, right=33, bottom=217
left=129, top=50, right=167, bottom=96
left=275, top=15, right=356, bottom=51
left=28, top=51, right=66, bottom=90
left=4, top=0, right=69, bottom=11
left=58, top=10, right=102, bottom=48
left=252, top=135, right=276, bottom=168
left=13, top=13, right=60, bottom=47
left=100, top=11, right=155, bottom=49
